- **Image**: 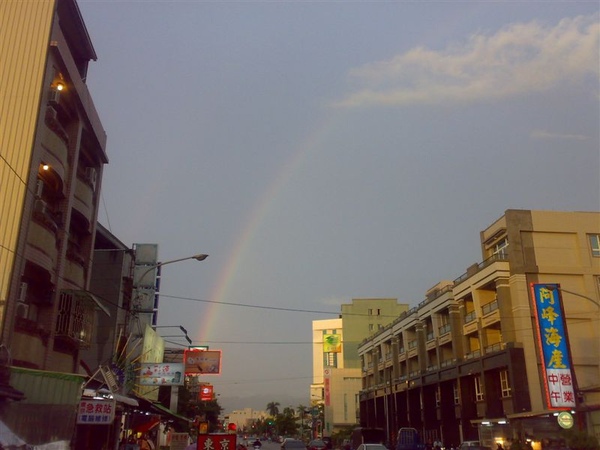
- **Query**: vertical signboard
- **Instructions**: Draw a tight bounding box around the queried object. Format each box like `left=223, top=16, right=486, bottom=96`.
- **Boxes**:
left=530, top=283, right=577, bottom=409
left=324, top=368, right=331, bottom=407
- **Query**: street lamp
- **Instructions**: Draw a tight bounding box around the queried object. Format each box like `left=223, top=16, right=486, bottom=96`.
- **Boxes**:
left=136, top=253, right=209, bottom=287
left=543, top=285, right=600, bottom=307
left=155, top=325, right=192, bottom=344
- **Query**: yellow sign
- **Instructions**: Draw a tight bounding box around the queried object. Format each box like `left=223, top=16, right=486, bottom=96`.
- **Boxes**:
left=557, top=411, right=574, bottom=429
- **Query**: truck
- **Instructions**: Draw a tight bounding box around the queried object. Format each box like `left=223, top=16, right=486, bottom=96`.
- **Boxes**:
left=351, top=427, right=386, bottom=450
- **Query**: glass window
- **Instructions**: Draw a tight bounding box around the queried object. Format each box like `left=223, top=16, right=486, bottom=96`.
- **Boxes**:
left=474, top=376, right=484, bottom=401
left=500, top=370, right=511, bottom=398
left=589, top=235, right=600, bottom=257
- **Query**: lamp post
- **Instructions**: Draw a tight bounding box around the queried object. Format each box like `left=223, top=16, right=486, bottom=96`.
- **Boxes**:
left=137, top=253, right=208, bottom=286
left=133, top=253, right=208, bottom=414
left=544, top=285, right=600, bottom=307
left=155, top=326, right=193, bottom=345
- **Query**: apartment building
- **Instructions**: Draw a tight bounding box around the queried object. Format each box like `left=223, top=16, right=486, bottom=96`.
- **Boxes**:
left=312, top=299, right=410, bottom=436
left=358, top=210, right=600, bottom=448
left=0, top=0, right=107, bottom=445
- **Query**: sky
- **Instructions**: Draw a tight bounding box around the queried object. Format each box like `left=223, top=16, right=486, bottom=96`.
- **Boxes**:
left=77, top=0, right=599, bottom=413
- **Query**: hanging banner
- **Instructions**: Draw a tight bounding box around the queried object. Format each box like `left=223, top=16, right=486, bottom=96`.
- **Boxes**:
left=530, top=283, right=577, bottom=409
left=77, top=399, right=116, bottom=424
left=184, top=349, right=222, bottom=375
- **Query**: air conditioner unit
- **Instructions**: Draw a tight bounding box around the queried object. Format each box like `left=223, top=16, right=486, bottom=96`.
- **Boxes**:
left=18, top=282, right=28, bottom=302
left=35, top=179, right=44, bottom=198
left=16, top=301, right=29, bottom=319
left=33, top=199, right=47, bottom=215
left=85, top=167, right=97, bottom=188
left=48, top=88, right=61, bottom=105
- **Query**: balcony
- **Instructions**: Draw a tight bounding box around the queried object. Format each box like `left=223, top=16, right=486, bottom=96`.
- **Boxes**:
left=453, top=252, right=509, bottom=285
left=72, top=177, right=94, bottom=225
left=26, top=219, right=58, bottom=268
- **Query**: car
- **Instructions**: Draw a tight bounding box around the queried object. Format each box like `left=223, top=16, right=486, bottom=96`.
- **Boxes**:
left=459, top=442, right=491, bottom=450
left=357, top=444, right=388, bottom=450
left=282, top=440, right=308, bottom=450
left=308, top=440, right=328, bottom=450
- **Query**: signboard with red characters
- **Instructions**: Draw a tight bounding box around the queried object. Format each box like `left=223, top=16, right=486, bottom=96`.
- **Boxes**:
left=77, top=399, right=116, bottom=424
left=197, top=433, right=236, bottom=450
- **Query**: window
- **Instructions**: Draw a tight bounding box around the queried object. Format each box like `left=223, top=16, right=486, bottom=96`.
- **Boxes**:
left=435, top=386, right=441, bottom=406
left=493, top=237, right=509, bottom=257
left=500, top=370, right=511, bottom=398
left=589, top=235, right=600, bottom=257
left=453, top=381, right=460, bottom=405
left=369, top=324, right=374, bottom=331
left=474, top=376, right=484, bottom=402
left=56, top=290, right=96, bottom=348
left=368, top=308, right=381, bottom=316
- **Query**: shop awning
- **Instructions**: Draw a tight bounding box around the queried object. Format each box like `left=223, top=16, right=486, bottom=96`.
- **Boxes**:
left=132, top=395, right=191, bottom=424
left=134, top=418, right=160, bottom=434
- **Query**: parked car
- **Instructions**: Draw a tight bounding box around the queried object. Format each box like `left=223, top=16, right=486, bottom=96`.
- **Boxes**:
left=357, top=444, right=389, bottom=450
left=282, top=440, right=308, bottom=450
left=308, top=440, right=328, bottom=450
left=458, top=442, right=491, bottom=450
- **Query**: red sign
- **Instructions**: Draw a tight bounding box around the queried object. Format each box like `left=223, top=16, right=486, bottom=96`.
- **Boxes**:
left=200, top=384, right=214, bottom=401
left=197, top=434, right=236, bottom=450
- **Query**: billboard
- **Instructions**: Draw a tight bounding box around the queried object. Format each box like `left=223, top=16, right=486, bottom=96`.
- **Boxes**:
left=139, top=363, right=184, bottom=386
left=137, top=324, right=165, bottom=400
left=530, top=283, right=577, bottom=409
left=184, top=349, right=222, bottom=375
left=323, top=334, right=341, bottom=353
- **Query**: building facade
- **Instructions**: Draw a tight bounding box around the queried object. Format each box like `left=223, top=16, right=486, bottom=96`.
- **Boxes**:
left=357, top=210, right=600, bottom=448
left=0, top=0, right=108, bottom=446
left=312, top=299, right=410, bottom=436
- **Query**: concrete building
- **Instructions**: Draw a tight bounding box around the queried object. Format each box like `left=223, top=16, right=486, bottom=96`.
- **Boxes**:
left=0, top=0, right=108, bottom=445
left=358, top=209, right=600, bottom=448
left=312, top=299, right=410, bottom=437
left=226, top=408, right=268, bottom=433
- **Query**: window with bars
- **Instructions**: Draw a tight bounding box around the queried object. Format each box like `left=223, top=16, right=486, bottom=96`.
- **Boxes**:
left=500, top=370, right=512, bottom=398
left=55, top=291, right=95, bottom=348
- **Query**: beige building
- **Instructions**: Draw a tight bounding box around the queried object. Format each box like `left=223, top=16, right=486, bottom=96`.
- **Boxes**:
left=312, top=299, right=410, bottom=437
left=358, top=210, right=600, bottom=447
left=226, top=408, right=268, bottom=433
left=0, top=0, right=108, bottom=445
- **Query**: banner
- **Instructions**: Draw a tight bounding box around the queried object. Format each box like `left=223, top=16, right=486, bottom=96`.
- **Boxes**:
left=184, top=349, right=222, bottom=375
left=323, top=334, right=341, bottom=353
left=139, top=363, right=184, bottom=386
left=530, top=283, right=577, bottom=409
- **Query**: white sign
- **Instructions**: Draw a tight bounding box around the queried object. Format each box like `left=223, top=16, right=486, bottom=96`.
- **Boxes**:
left=77, top=399, right=116, bottom=424
left=139, top=363, right=185, bottom=386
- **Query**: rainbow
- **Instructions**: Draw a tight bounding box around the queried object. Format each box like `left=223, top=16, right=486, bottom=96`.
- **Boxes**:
left=197, top=111, right=341, bottom=344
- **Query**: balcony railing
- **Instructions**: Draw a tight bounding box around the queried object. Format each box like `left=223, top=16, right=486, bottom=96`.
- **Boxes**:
left=464, top=311, right=477, bottom=324
left=482, top=300, right=499, bottom=315
left=454, top=252, right=509, bottom=285
left=438, top=323, right=451, bottom=335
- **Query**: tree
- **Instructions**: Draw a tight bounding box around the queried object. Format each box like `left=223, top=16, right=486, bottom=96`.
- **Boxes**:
left=177, top=385, right=223, bottom=433
left=267, top=401, right=280, bottom=416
